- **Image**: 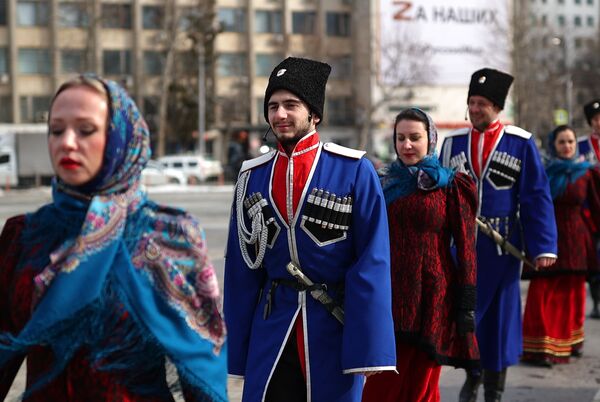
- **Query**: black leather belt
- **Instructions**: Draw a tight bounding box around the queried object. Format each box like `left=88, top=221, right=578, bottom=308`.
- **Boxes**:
left=263, top=278, right=343, bottom=320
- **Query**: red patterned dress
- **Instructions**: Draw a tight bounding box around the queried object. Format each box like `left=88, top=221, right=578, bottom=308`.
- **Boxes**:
left=522, top=168, right=600, bottom=364
left=362, top=173, right=479, bottom=402
left=0, top=216, right=198, bottom=402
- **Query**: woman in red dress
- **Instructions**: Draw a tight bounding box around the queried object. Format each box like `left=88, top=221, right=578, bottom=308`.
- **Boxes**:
left=522, top=125, right=600, bottom=366
left=0, top=75, right=227, bottom=401
left=362, top=108, right=479, bottom=402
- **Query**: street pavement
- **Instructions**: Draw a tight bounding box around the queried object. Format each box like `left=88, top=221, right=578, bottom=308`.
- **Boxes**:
left=2, top=185, right=600, bottom=401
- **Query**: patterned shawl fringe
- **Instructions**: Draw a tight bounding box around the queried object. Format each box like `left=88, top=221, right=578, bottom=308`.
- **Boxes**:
left=380, top=157, right=456, bottom=206
left=0, top=272, right=225, bottom=401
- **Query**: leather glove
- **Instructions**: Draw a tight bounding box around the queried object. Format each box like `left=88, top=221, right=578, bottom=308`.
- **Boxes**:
left=456, top=309, right=475, bottom=336
left=589, top=273, right=600, bottom=285
left=590, top=276, right=600, bottom=302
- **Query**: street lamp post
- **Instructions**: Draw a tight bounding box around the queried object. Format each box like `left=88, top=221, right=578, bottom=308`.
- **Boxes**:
left=566, top=74, right=573, bottom=125
left=198, top=40, right=206, bottom=157
left=551, top=36, right=573, bottom=125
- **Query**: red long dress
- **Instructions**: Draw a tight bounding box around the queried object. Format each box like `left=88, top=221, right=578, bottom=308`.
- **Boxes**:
left=362, top=173, right=479, bottom=402
left=0, top=216, right=198, bottom=402
left=522, top=168, right=600, bottom=364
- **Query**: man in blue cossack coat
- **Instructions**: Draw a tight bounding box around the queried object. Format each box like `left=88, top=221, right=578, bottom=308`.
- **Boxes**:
left=440, top=68, right=558, bottom=402
left=578, top=99, right=600, bottom=319
left=224, top=57, right=396, bottom=402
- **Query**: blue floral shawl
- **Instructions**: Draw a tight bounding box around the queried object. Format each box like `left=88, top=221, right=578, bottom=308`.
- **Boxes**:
left=546, top=128, right=593, bottom=200
left=380, top=108, right=456, bottom=205
left=0, top=77, right=227, bottom=400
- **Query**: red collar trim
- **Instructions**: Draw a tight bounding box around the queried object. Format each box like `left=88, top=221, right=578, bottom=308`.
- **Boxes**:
left=277, top=131, right=320, bottom=156
left=472, top=119, right=502, bottom=135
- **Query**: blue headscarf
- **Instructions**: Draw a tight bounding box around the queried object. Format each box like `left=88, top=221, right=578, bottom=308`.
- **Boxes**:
left=380, top=108, right=456, bottom=205
left=545, top=125, right=592, bottom=200
left=0, top=76, right=227, bottom=400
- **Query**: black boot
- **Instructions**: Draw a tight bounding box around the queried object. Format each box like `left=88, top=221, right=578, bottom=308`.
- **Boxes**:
left=483, top=369, right=507, bottom=402
left=458, top=370, right=482, bottom=402
left=590, top=279, right=600, bottom=319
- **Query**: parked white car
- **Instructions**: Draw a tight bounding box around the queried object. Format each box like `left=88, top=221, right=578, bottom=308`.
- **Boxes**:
left=158, top=154, right=223, bottom=184
left=141, top=160, right=186, bottom=186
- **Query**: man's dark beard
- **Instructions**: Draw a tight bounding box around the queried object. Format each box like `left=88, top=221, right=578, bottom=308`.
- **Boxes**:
left=273, top=127, right=312, bottom=150
left=277, top=136, right=301, bottom=148
left=473, top=119, right=493, bottom=132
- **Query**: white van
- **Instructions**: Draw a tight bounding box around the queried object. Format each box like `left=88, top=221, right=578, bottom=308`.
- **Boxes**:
left=158, top=154, right=223, bottom=184
left=0, top=124, right=52, bottom=187
left=0, top=149, right=17, bottom=187
left=141, top=160, right=187, bottom=186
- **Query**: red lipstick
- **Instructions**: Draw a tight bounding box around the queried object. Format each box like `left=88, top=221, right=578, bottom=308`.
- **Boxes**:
left=59, top=157, right=81, bottom=170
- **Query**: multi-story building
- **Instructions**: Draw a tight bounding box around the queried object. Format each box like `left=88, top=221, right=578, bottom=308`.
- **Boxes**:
left=212, top=0, right=383, bottom=154
left=10, top=1, right=562, bottom=159
left=0, top=0, right=375, bottom=156
left=524, top=0, right=600, bottom=130
left=529, top=0, right=598, bottom=68
left=214, top=0, right=370, bottom=148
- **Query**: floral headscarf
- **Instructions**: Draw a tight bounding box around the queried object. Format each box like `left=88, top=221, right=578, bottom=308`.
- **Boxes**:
left=545, top=125, right=592, bottom=200
left=0, top=76, right=227, bottom=400
left=380, top=108, right=456, bottom=205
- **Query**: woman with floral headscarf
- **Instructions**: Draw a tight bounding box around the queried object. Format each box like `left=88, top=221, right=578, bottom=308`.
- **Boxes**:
left=0, top=75, right=227, bottom=401
left=362, top=108, right=479, bottom=402
left=522, top=125, right=600, bottom=367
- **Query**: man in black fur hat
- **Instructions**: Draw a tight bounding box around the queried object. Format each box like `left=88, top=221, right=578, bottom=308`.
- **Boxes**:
left=440, top=67, right=557, bottom=402
left=577, top=99, right=600, bottom=164
left=578, top=99, right=600, bottom=320
left=224, top=57, right=396, bottom=402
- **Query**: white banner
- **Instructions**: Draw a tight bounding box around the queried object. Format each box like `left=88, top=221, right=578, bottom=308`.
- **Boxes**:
left=379, top=0, right=511, bottom=85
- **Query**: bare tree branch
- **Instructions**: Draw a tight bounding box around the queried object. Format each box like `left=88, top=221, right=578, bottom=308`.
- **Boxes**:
left=156, top=0, right=178, bottom=157
left=357, top=29, right=435, bottom=150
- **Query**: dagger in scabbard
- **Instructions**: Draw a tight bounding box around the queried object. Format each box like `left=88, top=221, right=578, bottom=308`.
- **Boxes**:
left=286, top=262, right=345, bottom=325
left=476, top=217, right=537, bottom=270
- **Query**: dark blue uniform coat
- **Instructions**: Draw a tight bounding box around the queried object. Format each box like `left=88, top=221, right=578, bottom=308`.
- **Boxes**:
left=440, top=125, right=557, bottom=371
left=577, top=135, right=599, bottom=163
left=224, top=143, right=396, bottom=402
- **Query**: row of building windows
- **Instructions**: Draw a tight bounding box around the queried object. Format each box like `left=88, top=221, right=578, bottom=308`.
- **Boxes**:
left=0, top=3, right=351, bottom=37
left=534, top=0, right=594, bottom=4
left=219, top=9, right=351, bottom=36
left=0, top=48, right=353, bottom=79
left=573, top=36, right=595, bottom=48
left=1, top=48, right=133, bottom=75
left=0, top=2, right=183, bottom=29
left=217, top=53, right=352, bottom=78
left=0, top=95, right=51, bottom=123
left=0, top=48, right=166, bottom=75
left=533, top=14, right=595, bottom=27
left=11, top=2, right=174, bottom=29
left=0, top=93, right=355, bottom=125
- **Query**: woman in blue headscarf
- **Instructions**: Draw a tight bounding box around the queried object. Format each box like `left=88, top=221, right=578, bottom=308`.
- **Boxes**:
left=522, top=125, right=600, bottom=367
left=0, top=75, right=227, bottom=401
left=362, top=108, right=479, bottom=402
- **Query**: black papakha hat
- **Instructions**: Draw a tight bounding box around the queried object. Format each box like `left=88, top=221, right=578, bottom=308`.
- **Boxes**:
left=467, top=68, right=514, bottom=110
left=263, top=57, right=331, bottom=122
left=584, top=99, right=600, bottom=125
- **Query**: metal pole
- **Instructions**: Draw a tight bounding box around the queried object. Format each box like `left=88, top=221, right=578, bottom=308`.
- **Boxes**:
left=198, top=40, right=206, bottom=157
left=563, top=39, right=573, bottom=125
left=567, top=74, right=573, bottom=125
left=551, top=37, right=572, bottom=125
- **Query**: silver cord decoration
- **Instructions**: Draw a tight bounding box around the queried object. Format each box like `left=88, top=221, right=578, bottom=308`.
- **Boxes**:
left=236, top=170, right=268, bottom=269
